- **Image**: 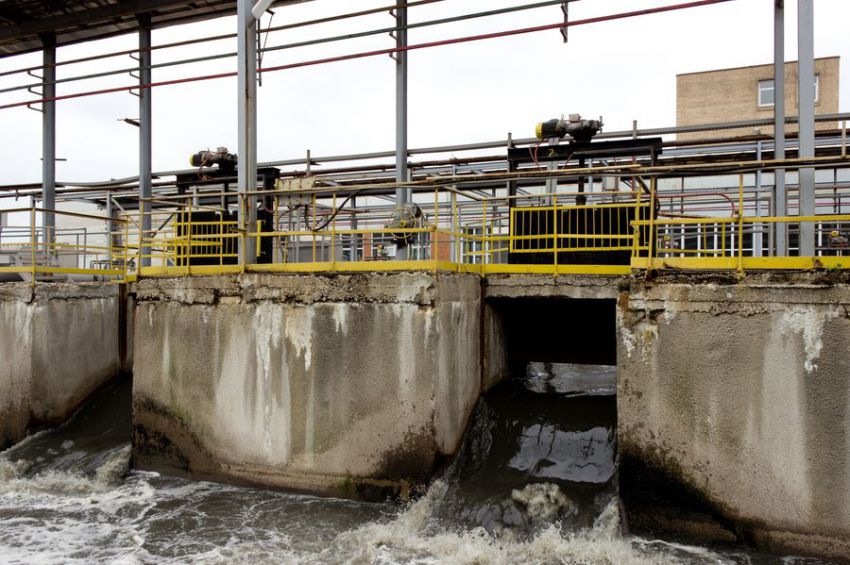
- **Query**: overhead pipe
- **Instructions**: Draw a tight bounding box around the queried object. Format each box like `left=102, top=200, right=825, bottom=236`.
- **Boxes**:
left=0, top=0, right=573, bottom=98
left=0, top=0, right=735, bottom=112
left=0, top=0, right=447, bottom=79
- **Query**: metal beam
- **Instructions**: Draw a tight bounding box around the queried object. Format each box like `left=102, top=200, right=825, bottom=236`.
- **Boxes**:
left=41, top=33, right=55, bottom=246
left=0, top=0, right=184, bottom=42
left=773, top=0, right=786, bottom=255
left=139, top=16, right=153, bottom=267
left=237, top=0, right=258, bottom=264
left=0, top=1, right=313, bottom=56
left=252, top=0, right=276, bottom=21
left=797, top=0, right=815, bottom=256
left=395, top=4, right=410, bottom=260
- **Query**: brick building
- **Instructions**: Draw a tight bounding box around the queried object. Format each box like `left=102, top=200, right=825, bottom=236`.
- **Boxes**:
left=676, top=56, right=839, bottom=140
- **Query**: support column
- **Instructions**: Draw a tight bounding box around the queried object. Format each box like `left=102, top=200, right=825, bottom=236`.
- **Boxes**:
left=395, top=5, right=410, bottom=260
left=41, top=33, right=56, bottom=247
left=754, top=141, right=763, bottom=257
left=139, top=16, right=153, bottom=267
left=238, top=0, right=258, bottom=264
left=773, top=0, right=787, bottom=255
left=797, top=0, right=815, bottom=256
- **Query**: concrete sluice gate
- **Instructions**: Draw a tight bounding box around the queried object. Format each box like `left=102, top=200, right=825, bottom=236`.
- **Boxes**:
left=2, top=271, right=850, bottom=561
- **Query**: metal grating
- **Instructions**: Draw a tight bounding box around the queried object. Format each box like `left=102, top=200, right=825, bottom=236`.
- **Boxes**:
left=0, top=0, right=311, bottom=56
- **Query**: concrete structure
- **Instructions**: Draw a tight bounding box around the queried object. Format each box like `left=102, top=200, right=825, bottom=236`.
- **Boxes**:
left=0, top=282, right=126, bottom=449
left=129, top=269, right=850, bottom=559
left=0, top=267, right=848, bottom=560
left=676, top=57, right=840, bottom=141
left=132, top=272, right=481, bottom=499
left=618, top=275, right=850, bottom=560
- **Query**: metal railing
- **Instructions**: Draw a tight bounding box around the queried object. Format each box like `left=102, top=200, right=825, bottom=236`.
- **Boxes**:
left=118, top=160, right=850, bottom=278
left=0, top=206, right=128, bottom=284
left=5, top=157, right=850, bottom=285
left=635, top=173, right=850, bottom=272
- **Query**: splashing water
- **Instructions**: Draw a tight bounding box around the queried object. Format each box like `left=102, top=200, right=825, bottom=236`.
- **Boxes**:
left=0, top=374, right=836, bottom=564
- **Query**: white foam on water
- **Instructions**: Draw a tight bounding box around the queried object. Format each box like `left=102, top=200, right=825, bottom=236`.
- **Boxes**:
left=511, top=483, right=574, bottom=522
left=296, top=482, right=731, bottom=565
left=0, top=455, right=156, bottom=565
left=0, top=451, right=806, bottom=565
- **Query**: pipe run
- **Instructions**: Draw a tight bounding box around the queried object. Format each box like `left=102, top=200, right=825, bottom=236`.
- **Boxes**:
left=0, top=0, right=734, bottom=112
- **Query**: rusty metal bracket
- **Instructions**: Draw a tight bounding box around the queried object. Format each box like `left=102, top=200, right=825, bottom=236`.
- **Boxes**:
left=560, top=2, right=569, bottom=43
left=388, top=9, right=399, bottom=61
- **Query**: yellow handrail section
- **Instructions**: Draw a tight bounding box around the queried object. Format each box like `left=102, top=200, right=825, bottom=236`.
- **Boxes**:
left=3, top=160, right=850, bottom=284
left=0, top=206, right=128, bottom=286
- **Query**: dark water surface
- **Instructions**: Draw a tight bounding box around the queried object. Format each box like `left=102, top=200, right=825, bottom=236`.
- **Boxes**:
left=0, top=371, right=837, bottom=564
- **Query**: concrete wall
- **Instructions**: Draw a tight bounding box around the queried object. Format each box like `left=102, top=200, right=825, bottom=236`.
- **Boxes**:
left=0, top=282, right=123, bottom=448
left=132, top=273, right=482, bottom=499
left=618, top=277, right=850, bottom=559
left=677, top=57, right=839, bottom=140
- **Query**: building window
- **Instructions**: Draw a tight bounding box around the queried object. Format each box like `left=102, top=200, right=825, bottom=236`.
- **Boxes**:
left=759, top=75, right=820, bottom=108
left=758, top=79, right=775, bottom=107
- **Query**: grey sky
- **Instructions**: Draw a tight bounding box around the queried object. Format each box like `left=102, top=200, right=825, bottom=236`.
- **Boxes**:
left=0, top=0, right=847, bottom=187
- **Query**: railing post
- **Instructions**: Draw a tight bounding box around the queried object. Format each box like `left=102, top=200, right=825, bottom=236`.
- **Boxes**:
left=311, top=194, right=317, bottom=263
left=481, top=200, right=487, bottom=275
left=738, top=174, right=745, bottom=275
left=106, top=190, right=114, bottom=267
left=433, top=187, right=439, bottom=271
left=30, top=205, right=36, bottom=287
left=450, top=191, right=458, bottom=266
left=124, top=216, right=130, bottom=281
left=646, top=178, right=657, bottom=272
left=187, top=197, right=193, bottom=277
left=632, top=181, right=642, bottom=268
left=138, top=200, right=145, bottom=272
left=331, top=192, right=337, bottom=271
left=553, top=193, right=559, bottom=276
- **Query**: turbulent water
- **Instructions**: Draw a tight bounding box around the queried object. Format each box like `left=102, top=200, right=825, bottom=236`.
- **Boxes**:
left=0, top=371, right=837, bottom=564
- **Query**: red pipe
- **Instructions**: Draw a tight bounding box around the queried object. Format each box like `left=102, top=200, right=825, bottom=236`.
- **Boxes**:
left=0, top=0, right=735, bottom=111
left=0, top=0, right=447, bottom=79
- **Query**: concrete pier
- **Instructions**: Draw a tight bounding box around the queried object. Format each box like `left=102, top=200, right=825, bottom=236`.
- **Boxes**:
left=132, top=273, right=482, bottom=498
left=618, top=275, right=850, bottom=559
left=3, top=269, right=847, bottom=559
left=0, top=282, right=125, bottom=449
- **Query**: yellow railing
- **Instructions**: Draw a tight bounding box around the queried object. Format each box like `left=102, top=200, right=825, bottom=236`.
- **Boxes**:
left=0, top=206, right=128, bottom=285
left=6, top=162, right=850, bottom=285
left=633, top=174, right=850, bottom=272
left=634, top=214, right=850, bottom=272
left=125, top=175, right=850, bottom=278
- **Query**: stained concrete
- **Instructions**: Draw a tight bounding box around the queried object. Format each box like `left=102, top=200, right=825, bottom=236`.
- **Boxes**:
left=485, top=274, right=621, bottom=300
left=132, top=273, right=482, bottom=498
left=618, top=277, right=850, bottom=560
left=0, top=282, right=123, bottom=448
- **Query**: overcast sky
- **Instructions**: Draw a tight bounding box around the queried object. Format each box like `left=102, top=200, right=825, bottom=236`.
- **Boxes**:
left=0, top=0, right=848, bottom=187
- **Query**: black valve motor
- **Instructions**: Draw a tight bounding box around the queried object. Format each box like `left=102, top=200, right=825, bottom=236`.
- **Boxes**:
left=535, top=114, right=603, bottom=143
left=190, top=147, right=238, bottom=171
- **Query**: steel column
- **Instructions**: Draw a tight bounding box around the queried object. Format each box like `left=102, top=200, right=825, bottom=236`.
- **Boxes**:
left=238, top=0, right=258, bottom=264
left=106, top=192, right=114, bottom=264
left=797, top=0, right=815, bottom=255
left=754, top=141, right=763, bottom=256
left=41, top=33, right=56, bottom=246
left=395, top=5, right=410, bottom=259
left=773, top=0, right=786, bottom=255
left=139, top=16, right=153, bottom=267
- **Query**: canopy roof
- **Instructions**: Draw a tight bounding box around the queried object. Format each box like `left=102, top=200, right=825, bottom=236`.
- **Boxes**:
left=0, top=0, right=310, bottom=56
